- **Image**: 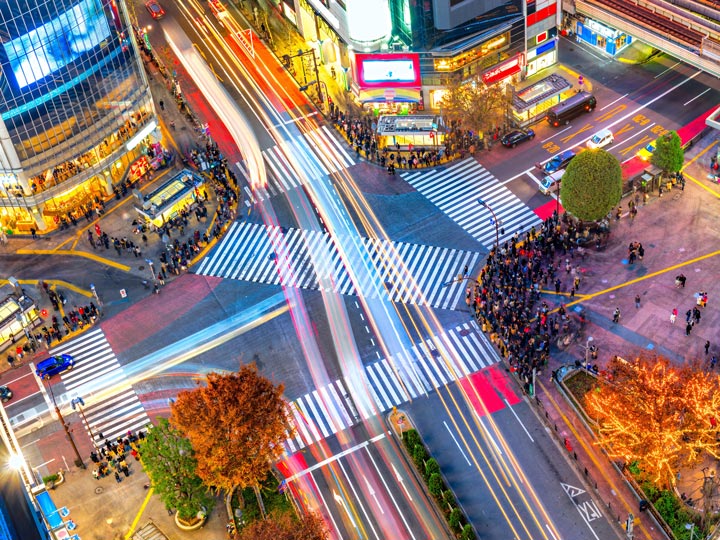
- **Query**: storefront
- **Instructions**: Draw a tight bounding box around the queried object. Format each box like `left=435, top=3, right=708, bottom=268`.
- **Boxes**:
left=575, top=18, right=632, bottom=56
left=525, top=35, right=558, bottom=78
left=511, top=73, right=572, bottom=127
left=134, top=169, right=204, bottom=228
left=375, top=115, right=447, bottom=150
left=350, top=53, right=423, bottom=112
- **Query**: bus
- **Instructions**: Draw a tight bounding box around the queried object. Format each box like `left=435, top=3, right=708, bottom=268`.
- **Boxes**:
left=546, top=92, right=597, bottom=127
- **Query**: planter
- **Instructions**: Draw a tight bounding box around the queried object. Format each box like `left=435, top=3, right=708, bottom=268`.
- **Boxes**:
left=174, top=509, right=207, bottom=531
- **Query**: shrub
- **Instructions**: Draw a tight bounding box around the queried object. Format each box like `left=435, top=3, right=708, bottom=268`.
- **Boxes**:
left=442, top=489, right=456, bottom=509
left=461, top=523, right=476, bottom=540
left=428, top=473, right=444, bottom=498
left=404, top=429, right=421, bottom=451
left=412, top=444, right=428, bottom=470
left=425, top=458, right=440, bottom=480
left=43, top=473, right=59, bottom=485
left=448, top=507, right=463, bottom=531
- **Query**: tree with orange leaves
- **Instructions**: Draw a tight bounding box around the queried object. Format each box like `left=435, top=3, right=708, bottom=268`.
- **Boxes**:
left=170, top=365, right=293, bottom=498
left=236, top=511, right=328, bottom=540
left=584, top=355, right=720, bottom=487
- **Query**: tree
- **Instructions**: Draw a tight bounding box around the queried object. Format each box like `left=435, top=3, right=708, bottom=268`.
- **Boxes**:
left=237, top=511, right=329, bottom=540
left=651, top=131, right=684, bottom=173
left=439, top=74, right=511, bottom=138
left=584, top=356, right=720, bottom=487
left=171, top=365, right=293, bottom=495
left=560, top=149, right=622, bottom=222
left=140, top=418, right=215, bottom=521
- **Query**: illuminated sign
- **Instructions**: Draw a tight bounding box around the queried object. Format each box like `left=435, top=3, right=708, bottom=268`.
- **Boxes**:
left=481, top=54, right=523, bottom=85
left=4, top=0, right=111, bottom=89
left=536, top=31, right=548, bottom=44
left=354, top=53, right=421, bottom=89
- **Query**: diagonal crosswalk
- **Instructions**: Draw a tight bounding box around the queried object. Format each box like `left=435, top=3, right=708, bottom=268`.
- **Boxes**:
left=401, top=158, right=543, bottom=247
left=238, top=126, right=356, bottom=205
left=49, top=329, right=149, bottom=445
left=283, top=322, right=500, bottom=453
left=195, top=222, right=481, bottom=310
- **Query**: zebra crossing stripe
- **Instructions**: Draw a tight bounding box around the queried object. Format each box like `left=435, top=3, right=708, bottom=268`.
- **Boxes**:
left=49, top=329, right=150, bottom=444
left=402, top=158, right=542, bottom=247
left=198, top=223, right=480, bottom=311
left=283, top=324, right=503, bottom=452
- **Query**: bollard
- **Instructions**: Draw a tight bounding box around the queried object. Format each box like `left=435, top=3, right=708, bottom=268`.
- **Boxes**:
left=564, top=438, right=573, bottom=452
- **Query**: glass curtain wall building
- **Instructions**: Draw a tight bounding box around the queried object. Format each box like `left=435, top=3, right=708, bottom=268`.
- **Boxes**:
left=0, top=0, right=155, bottom=234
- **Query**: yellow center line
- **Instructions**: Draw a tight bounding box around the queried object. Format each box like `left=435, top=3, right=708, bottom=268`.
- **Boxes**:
left=15, top=249, right=131, bottom=272
left=124, top=486, right=154, bottom=539
left=558, top=249, right=720, bottom=310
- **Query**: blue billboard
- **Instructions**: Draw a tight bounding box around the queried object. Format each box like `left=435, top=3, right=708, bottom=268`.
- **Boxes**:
left=3, top=0, right=111, bottom=89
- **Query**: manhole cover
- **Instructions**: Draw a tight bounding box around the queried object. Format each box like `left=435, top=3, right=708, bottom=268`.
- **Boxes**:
left=459, top=329, right=470, bottom=337
left=95, top=486, right=104, bottom=494
left=431, top=349, right=440, bottom=358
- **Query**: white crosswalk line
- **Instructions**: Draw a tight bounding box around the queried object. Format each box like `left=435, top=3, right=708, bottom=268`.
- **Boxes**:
left=49, top=330, right=150, bottom=445
left=282, top=324, right=503, bottom=453
left=197, top=222, right=479, bottom=311
left=401, top=157, right=543, bottom=247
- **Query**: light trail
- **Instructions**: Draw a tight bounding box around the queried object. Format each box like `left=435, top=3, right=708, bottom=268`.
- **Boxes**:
left=162, top=7, right=573, bottom=539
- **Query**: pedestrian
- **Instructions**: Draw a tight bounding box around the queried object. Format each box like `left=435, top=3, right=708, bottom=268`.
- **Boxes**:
left=555, top=278, right=561, bottom=294
left=686, top=309, right=692, bottom=323
left=159, top=99, right=164, bottom=111
left=694, top=307, right=701, bottom=325
left=670, top=307, right=677, bottom=324
left=153, top=282, right=160, bottom=295
left=638, top=243, right=644, bottom=260
left=705, top=340, right=711, bottom=355
left=122, top=465, right=130, bottom=477
left=612, top=307, right=621, bottom=323
left=712, top=356, right=718, bottom=369
left=90, top=451, right=99, bottom=463
left=6, top=354, right=14, bottom=367
left=463, top=264, right=469, bottom=277
left=114, top=471, right=122, bottom=483
left=635, top=294, right=641, bottom=309
left=686, top=321, right=693, bottom=336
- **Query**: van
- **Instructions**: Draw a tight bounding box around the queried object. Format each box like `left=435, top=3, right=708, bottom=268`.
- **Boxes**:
left=587, top=128, right=614, bottom=149
left=546, top=92, right=597, bottom=127
left=540, top=169, right=565, bottom=195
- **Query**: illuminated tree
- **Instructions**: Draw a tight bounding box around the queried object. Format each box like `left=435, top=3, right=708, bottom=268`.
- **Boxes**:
left=560, top=149, right=622, bottom=222
left=171, top=365, right=293, bottom=496
left=584, top=356, right=720, bottom=487
left=237, top=511, right=329, bottom=540
left=439, top=74, right=512, bottom=138
left=651, top=131, right=684, bottom=173
left=140, top=418, right=216, bottom=521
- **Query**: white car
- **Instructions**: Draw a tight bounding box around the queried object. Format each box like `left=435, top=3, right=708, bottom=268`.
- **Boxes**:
left=587, top=128, right=614, bottom=149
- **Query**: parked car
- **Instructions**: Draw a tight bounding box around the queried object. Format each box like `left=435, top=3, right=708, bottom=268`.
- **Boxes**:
left=36, top=354, right=75, bottom=380
left=501, top=128, right=535, bottom=148
left=541, top=150, right=576, bottom=174
left=0, top=386, right=12, bottom=403
left=587, top=128, right=614, bottom=149
left=636, top=142, right=655, bottom=161
left=145, top=0, right=165, bottom=19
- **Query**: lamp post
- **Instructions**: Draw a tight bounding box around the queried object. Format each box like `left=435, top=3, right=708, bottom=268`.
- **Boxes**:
left=285, top=49, right=324, bottom=108
left=477, top=198, right=499, bottom=247
left=585, top=336, right=594, bottom=367
left=556, top=177, right=561, bottom=215
left=71, top=396, right=98, bottom=449
left=46, top=382, right=85, bottom=469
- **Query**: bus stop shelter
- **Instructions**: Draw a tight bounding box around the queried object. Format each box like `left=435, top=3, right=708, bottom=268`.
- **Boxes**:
left=134, top=169, right=205, bottom=228
left=375, top=115, right=447, bottom=151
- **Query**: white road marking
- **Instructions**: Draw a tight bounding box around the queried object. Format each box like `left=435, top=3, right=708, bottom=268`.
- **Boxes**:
left=505, top=398, right=535, bottom=442
left=599, top=93, right=628, bottom=111
left=684, top=88, right=711, bottom=106
left=444, top=420, right=472, bottom=466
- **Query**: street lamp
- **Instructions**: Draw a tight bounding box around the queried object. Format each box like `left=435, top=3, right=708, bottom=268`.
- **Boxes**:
left=477, top=198, right=499, bottom=247
left=585, top=336, right=594, bottom=367
left=71, top=397, right=99, bottom=449
left=556, top=178, right=562, bottom=215
left=46, top=382, right=85, bottom=469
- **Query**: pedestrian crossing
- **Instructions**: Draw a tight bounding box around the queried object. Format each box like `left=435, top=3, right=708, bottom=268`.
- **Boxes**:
left=195, top=222, right=481, bottom=310
left=49, top=329, right=150, bottom=445
left=401, top=158, right=543, bottom=248
left=238, top=126, right=356, bottom=205
left=284, top=322, right=499, bottom=453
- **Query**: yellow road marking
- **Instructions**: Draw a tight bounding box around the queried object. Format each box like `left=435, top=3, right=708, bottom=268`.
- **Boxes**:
left=0, top=279, right=93, bottom=297
left=124, top=487, right=154, bottom=539
left=16, top=249, right=131, bottom=271
left=614, top=123, right=634, bottom=137
left=619, top=135, right=651, bottom=157
left=596, top=104, right=626, bottom=122
left=560, top=123, right=594, bottom=144
left=560, top=249, right=720, bottom=310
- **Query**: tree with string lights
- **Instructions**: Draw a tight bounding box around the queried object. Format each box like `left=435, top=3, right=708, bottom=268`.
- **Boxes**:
left=584, top=355, right=720, bottom=488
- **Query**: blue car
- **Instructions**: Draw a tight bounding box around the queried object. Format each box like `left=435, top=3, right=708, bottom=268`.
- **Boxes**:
left=36, top=354, right=75, bottom=380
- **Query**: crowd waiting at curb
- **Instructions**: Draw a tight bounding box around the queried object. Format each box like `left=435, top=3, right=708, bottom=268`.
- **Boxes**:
left=470, top=212, right=597, bottom=390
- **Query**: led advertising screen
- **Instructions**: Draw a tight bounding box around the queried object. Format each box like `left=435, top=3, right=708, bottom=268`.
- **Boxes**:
left=3, top=0, right=111, bottom=89
left=354, top=53, right=421, bottom=89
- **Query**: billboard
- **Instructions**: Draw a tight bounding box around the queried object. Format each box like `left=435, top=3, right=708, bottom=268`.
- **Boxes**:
left=3, top=0, right=111, bottom=89
left=354, top=53, right=421, bottom=89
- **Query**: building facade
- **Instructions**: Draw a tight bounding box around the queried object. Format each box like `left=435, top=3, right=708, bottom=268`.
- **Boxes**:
left=277, top=0, right=560, bottom=113
left=0, top=0, right=156, bottom=234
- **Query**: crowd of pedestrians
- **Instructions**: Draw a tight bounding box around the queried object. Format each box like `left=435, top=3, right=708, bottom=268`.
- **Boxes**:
left=90, top=431, right=144, bottom=482
left=470, top=212, right=591, bottom=390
